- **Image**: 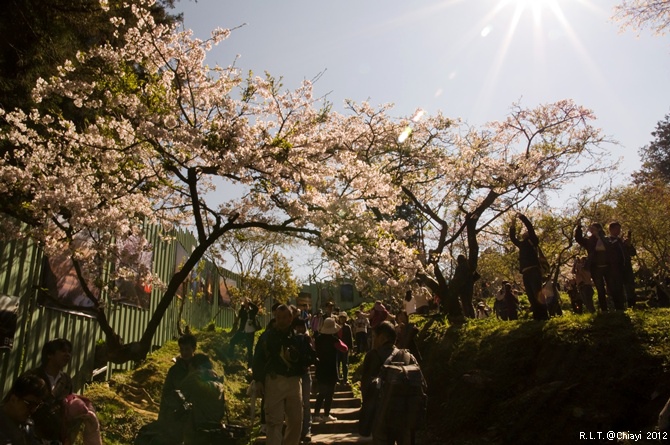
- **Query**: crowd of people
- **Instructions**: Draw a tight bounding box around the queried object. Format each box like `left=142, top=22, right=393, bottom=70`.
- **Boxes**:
left=4, top=214, right=666, bottom=445
left=479, top=214, right=642, bottom=321
left=244, top=298, right=424, bottom=444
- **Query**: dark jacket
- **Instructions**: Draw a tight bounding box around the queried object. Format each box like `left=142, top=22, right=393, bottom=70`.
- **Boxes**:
left=159, top=357, right=191, bottom=422
left=25, top=367, right=72, bottom=442
left=451, top=260, right=474, bottom=296
left=180, top=368, right=225, bottom=442
left=252, top=325, right=304, bottom=382
left=315, top=334, right=341, bottom=384
left=510, top=214, right=541, bottom=272
left=338, top=323, right=354, bottom=350
left=360, top=342, right=396, bottom=403
left=236, top=302, right=259, bottom=332
left=575, top=225, right=625, bottom=272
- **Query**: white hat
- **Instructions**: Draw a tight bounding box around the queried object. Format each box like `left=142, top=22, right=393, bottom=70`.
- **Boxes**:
left=338, top=311, right=349, bottom=320
left=320, top=317, right=341, bottom=335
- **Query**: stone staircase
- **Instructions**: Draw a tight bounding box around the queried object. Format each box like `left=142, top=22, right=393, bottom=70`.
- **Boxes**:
left=255, top=379, right=372, bottom=444
left=309, top=383, right=371, bottom=444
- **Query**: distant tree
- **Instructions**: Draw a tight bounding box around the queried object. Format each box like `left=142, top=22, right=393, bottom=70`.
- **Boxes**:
left=635, top=113, right=670, bottom=184
left=614, top=181, right=670, bottom=278
left=613, top=0, right=670, bottom=36
left=216, top=229, right=300, bottom=310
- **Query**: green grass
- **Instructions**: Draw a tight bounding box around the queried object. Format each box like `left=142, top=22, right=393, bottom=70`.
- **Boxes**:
left=417, top=308, right=670, bottom=445
left=79, top=328, right=257, bottom=445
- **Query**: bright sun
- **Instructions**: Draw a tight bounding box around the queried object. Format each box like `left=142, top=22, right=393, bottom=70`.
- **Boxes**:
left=496, top=0, right=563, bottom=25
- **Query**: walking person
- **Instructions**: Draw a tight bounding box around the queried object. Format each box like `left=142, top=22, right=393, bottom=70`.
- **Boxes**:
left=252, top=304, right=305, bottom=445
left=360, top=321, right=424, bottom=444
left=292, top=317, right=317, bottom=443
left=313, top=317, right=348, bottom=423
left=510, top=213, right=550, bottom=320
left=353, top=310, right=371, bottom=354
left=336, top=312, right=354, bottom=384
left=227, top=298, right=259, bottom=368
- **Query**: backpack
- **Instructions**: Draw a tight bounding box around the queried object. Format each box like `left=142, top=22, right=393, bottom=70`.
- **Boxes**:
left=375, top=348, right=427, bottom=431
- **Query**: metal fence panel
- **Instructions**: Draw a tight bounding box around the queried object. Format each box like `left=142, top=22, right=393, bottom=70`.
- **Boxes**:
left=0, top=226, right=239, bottom=396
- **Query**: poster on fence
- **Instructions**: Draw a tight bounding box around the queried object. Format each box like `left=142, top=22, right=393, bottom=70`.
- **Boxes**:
left=38, top=234, right=99, bottom=315
left=218, top=277, right=237, bottom=306
left=203, top=263, right=215, bottom=304
left=113, top=234, right=154, bottom=310
left=174, top=242, right=190, bottom=299
left=0, top=295, right=20, bottom=350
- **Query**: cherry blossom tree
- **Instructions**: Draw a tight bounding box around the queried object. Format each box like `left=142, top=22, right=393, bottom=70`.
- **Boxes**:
left=613, top=0, right=670, bottom=36
left=322, top=101, right=614, bottom=319
left=0, top=0, right=402, bottom=363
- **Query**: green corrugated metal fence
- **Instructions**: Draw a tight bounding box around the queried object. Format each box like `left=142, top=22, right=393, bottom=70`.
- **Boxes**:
left=0, top=225, right=240, bottom=396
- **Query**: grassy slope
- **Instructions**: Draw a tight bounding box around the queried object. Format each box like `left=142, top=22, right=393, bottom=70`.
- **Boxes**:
left=417, top=308, right=670, bottom=445
left=81, top=308, right=670, bottom=445
left=82, top=326, right=254, bottom=445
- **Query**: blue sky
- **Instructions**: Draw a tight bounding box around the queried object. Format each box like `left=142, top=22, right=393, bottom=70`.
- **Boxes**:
left=175, top=0, right=670, bottom=279
left=176, top=0, right=670, bottom=180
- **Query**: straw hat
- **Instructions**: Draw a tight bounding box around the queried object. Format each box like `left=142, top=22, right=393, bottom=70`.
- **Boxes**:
left=338, top=311, right=349, bottom=321
left=320, top=317, right=341, bottom=335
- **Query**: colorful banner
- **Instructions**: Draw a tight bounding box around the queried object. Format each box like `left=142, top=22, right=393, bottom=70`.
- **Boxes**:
left=113, top=235, right=153, bottom=310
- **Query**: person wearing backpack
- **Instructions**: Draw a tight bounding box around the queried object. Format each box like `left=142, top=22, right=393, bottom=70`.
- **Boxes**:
left=359, top=321, right=426, bottom=444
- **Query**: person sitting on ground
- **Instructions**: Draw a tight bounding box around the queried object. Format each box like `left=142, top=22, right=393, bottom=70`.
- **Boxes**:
left=0, top=373, right=49, bottom=445
left=27, top=338, right=102, bottom=445
left=313, top=317, right=348, bottom=423
left=159, top=334, right=197, bottom=422
left=179, top=353, right=226, bottom=445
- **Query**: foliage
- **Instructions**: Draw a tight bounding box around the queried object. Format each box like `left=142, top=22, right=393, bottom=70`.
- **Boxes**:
left=0, top=0, right=618, bottom=360
left=216, top=229, right=300, bottom=309
left=416, top=309, right=670, bottom=445
left=635, top=112, right=670, bottom=185
left=327, top=100, right=614, bottom=318
left=613, top=0, right=670, bottom=36
left=0, top=0, right=403, bottom=363
left=613, top=181, right=670, bottom=278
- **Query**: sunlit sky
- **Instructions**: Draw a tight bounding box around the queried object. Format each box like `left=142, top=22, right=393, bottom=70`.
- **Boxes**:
left=177, top=0, right=670, bottom=177
left=175, top=0, right=670, bottom=277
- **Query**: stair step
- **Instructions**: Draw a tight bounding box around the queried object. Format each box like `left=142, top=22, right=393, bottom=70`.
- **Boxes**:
left=310, top=390, right=354, bottom=400
left=309, top=419, right=360, bottom=435
left=309, top=432, right=373, bottom=444
left=311, top=397, right=360, bottom=409
left=255, top=432, right=372, bottom=445
left=310, top=407, right=359, bottom=421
